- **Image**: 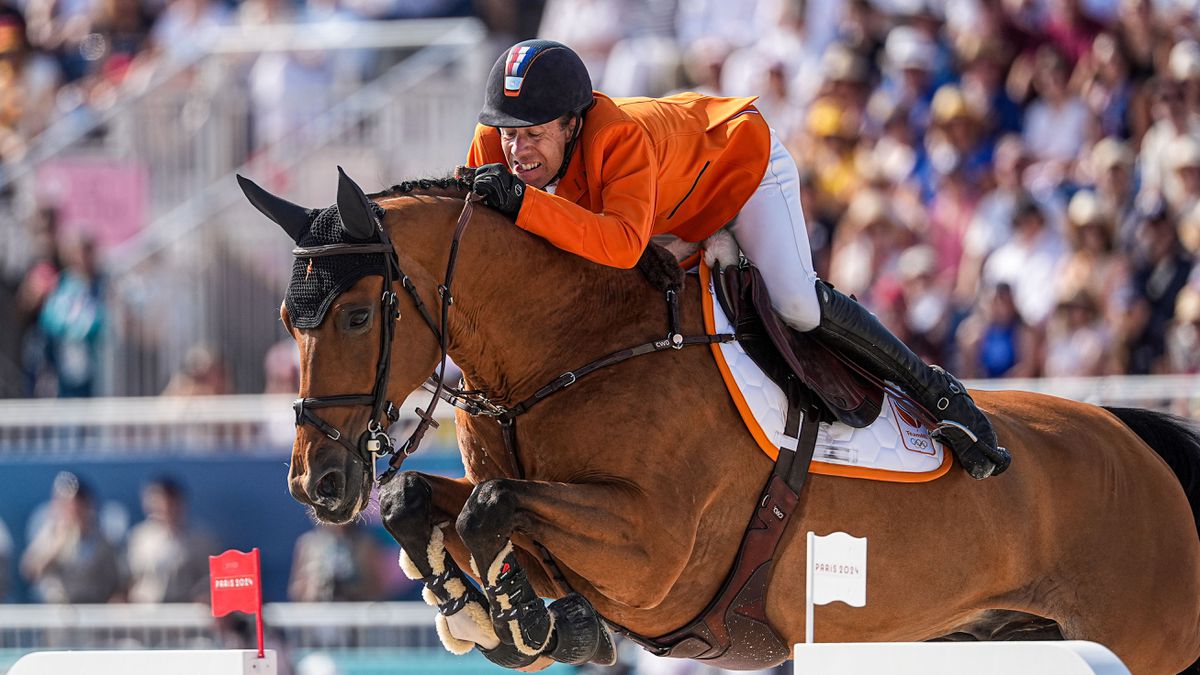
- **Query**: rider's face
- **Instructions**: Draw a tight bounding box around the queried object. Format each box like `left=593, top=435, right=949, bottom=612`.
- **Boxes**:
left=498, top=117, right=576, bottom=189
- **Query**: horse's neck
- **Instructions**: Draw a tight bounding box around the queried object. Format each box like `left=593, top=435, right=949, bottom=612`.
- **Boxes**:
left=443, top=207, right=660, bottom=405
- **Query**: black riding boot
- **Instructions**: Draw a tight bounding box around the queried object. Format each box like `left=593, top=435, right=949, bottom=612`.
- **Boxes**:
left=810, top=280, right=1010, bottom=479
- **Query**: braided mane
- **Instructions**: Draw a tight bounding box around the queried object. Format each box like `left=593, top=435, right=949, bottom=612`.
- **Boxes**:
left=372, top=175, right=472, bottom=200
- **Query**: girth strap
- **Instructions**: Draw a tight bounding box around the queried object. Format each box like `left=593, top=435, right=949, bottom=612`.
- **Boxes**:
left=608, top=379, right=823, bottom=668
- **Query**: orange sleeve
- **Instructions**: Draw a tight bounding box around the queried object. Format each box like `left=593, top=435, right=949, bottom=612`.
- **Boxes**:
left=466, top=124, right=506, bottom=167
left=515, top=121, right=657, bottom=269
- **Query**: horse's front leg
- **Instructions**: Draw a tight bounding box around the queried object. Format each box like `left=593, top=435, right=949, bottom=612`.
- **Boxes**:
left=379, top=472, right=536, bottom=667
left=457, top=479, right=692, bottom=667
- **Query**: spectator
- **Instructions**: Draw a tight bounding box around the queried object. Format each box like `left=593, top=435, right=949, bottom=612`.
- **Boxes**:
left=859, top=91, right=918, bottom=190
left=678, top=35, right=732, bottom=96
left=915, top=84, right=992, bottom=200
left=956, top=38, right=1023, bottom=140
left=125, top=477, right=219, bottom=603
left=1087, top=136, right=1139, bottom=250
left=1170, top=39, right=1200, bottom=119
left=1122, top=201, right=1194, bottom=373
left=956, top=282, right=1040, bottom=379
left=813, top=42, right=871, bottom=115
left=828, top=189, right=914, bottom=303
left=878, top=25, right=937, bottom=137
left=20, top=472, right=123, bottom=603
left=538, top=0, right=629, bottom=86
left=288, top=523, right=382, bottom=602
left=958, top=135, right=1031, bottom=300
left=881, top=244, right=952, bottom=364
left=1165, top=136, right=1200, bottom=217
left=797, top=97, right=863, bottom=216
left=15, top=207, right=64, bottom=396
left=263, top=339, right=300, bottom=394
left=144, top=0, right=230, bottom=65
left=0, top=6, right=61, bottom=165
left=1043, top=0, right=1103, bottom=66
left=38, top=232, right=104, bottom=397
left=1165, top=285, right=1200, bottom=374
left=1058, top=190, right=1129, bottom=326
left=981, top=195, right=1068, bottom=326
left=1139, top=76, right=1200, bottom=209
left=1043, top=287, right=1111, bottom=376
left=1022, top=45, right=1088, bottom=176
left=163, top=344, right=231, bottom=396
left=1182, top=201, right=1200, bottom=259
left=1072, top=32, right=1134, bottom=139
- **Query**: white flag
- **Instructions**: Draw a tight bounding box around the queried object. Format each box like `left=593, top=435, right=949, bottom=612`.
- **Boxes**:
left=808, top=531, right=867, bottom=607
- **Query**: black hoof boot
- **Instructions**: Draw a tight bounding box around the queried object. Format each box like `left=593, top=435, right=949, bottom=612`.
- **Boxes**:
left=480, top=641, right=539, bottom=669
left=545, top=593, right=617, bottom=666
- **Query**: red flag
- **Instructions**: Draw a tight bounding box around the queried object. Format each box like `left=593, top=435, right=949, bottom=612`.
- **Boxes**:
left=209, top=548, right=265, bottom=657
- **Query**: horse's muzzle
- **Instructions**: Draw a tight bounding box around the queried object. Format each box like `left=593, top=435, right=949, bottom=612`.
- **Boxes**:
left=290, top=444, right=371, bottom=523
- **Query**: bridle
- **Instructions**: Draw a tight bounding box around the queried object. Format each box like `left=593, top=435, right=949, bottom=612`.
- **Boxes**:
left=290, top=194, right=480, bottom=482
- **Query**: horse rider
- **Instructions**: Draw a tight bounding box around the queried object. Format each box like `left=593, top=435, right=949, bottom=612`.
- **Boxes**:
left=464, top=39, right=1010, bottom=479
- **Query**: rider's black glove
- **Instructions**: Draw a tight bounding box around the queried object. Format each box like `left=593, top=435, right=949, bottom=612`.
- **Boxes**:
left=472, top=163, right=525, bottom=219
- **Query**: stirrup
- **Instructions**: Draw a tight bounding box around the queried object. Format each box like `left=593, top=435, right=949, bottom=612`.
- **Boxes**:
left=934, top=420, right=978, bottom=444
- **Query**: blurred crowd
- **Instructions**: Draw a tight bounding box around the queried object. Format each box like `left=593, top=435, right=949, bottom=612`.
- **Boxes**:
left=534, top=0, right=1200, bottom=381
left=4, top=0, right=1200, bottom=401
left=0, top=471, right=397, bottom=605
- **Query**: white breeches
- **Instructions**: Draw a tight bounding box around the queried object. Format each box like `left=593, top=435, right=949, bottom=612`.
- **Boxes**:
left=727, top=129, right=822, bottom=332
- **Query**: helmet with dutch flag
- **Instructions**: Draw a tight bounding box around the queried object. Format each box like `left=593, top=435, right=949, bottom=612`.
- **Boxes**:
left=478, top=39, right=595, bottom=128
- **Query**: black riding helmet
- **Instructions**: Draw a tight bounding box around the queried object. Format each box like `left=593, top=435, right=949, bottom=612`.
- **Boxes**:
left=479, top=39, right=595, bottom=128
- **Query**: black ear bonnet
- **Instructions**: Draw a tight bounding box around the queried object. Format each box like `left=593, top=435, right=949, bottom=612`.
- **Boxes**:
left=286, top=202, right=389, bottom=329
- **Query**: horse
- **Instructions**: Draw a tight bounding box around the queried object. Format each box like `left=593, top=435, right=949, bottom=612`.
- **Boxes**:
left=240, top=169, right=1200, bottom=674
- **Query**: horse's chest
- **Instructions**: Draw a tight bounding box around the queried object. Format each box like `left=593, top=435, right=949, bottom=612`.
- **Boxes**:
left=457, top=422, right=511, bottom=483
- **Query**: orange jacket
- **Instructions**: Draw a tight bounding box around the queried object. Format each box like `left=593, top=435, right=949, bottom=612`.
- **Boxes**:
left=466, top=92, right=771, bottom=268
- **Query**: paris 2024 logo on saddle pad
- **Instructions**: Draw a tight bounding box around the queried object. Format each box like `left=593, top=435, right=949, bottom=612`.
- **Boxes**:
left=699, top=260, right=952, bottom=483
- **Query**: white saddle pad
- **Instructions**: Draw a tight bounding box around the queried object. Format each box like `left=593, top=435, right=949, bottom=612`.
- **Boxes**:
left=702, top=263, right=950, bottom=482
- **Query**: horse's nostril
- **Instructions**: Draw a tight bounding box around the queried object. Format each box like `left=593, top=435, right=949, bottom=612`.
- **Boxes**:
left=315, top=472, right=342, bottom=502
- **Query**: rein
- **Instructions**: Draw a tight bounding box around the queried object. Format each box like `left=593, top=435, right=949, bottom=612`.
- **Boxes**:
left=435, top=288, right=734, bottom=479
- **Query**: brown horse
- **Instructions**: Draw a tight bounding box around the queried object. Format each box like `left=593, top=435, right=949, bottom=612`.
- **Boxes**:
left=241, top=171, right=1200, bottom=674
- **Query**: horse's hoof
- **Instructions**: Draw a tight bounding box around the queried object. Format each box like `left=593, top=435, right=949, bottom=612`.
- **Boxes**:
left=480, top=641, right=538, bottom=669
left=545, top=593, right=616, bottom=666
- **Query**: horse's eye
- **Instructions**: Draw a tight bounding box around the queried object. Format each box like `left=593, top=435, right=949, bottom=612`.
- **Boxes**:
left=348, top=309, right=370, bottom=329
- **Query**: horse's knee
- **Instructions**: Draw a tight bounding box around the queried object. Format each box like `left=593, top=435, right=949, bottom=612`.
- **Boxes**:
left=456, top=479, right=518, bottom=556
left=380, top=472, right=433, bottom=532
left=380, top=472, right=440, bottom=572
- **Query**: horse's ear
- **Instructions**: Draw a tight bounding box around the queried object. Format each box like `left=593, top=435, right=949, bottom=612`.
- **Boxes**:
left=336, top=166, right=379, bottom=240
left=237, top=174, right=313, bottom=243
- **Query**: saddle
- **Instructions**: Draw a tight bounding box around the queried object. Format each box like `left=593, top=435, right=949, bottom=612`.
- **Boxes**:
left=712, top=263, right=883, bottom=429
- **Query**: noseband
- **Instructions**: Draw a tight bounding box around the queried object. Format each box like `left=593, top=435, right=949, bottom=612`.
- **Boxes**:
left=291, top=194, right=480, bottom=481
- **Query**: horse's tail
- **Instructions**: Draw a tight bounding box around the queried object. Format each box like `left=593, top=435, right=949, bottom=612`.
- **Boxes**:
left=1104, top=406, right=1200, bottom=539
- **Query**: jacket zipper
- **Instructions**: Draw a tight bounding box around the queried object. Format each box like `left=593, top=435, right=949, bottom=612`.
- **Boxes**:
left=667, top=161, right=711, bottom=219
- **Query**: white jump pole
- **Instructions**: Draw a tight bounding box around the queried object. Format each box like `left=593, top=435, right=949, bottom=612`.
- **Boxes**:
left=793, top=641, right=1130, bottom=675
left=8, top=649, right=277, bottom=675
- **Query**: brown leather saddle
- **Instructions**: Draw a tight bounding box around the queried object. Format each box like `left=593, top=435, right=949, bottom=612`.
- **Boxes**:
left=712, top=263, right=883, bottom=429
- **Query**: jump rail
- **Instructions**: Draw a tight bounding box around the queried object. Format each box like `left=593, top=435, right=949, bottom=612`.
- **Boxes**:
left=8, top=650, right=276, bottom=675
left=793, top=641, right=1130, bottom=674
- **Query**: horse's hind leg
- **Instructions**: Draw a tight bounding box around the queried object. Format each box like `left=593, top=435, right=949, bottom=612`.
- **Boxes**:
left=456, top=479, right=619, bottom=668
left=380, top=472, right=535, bottom=667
